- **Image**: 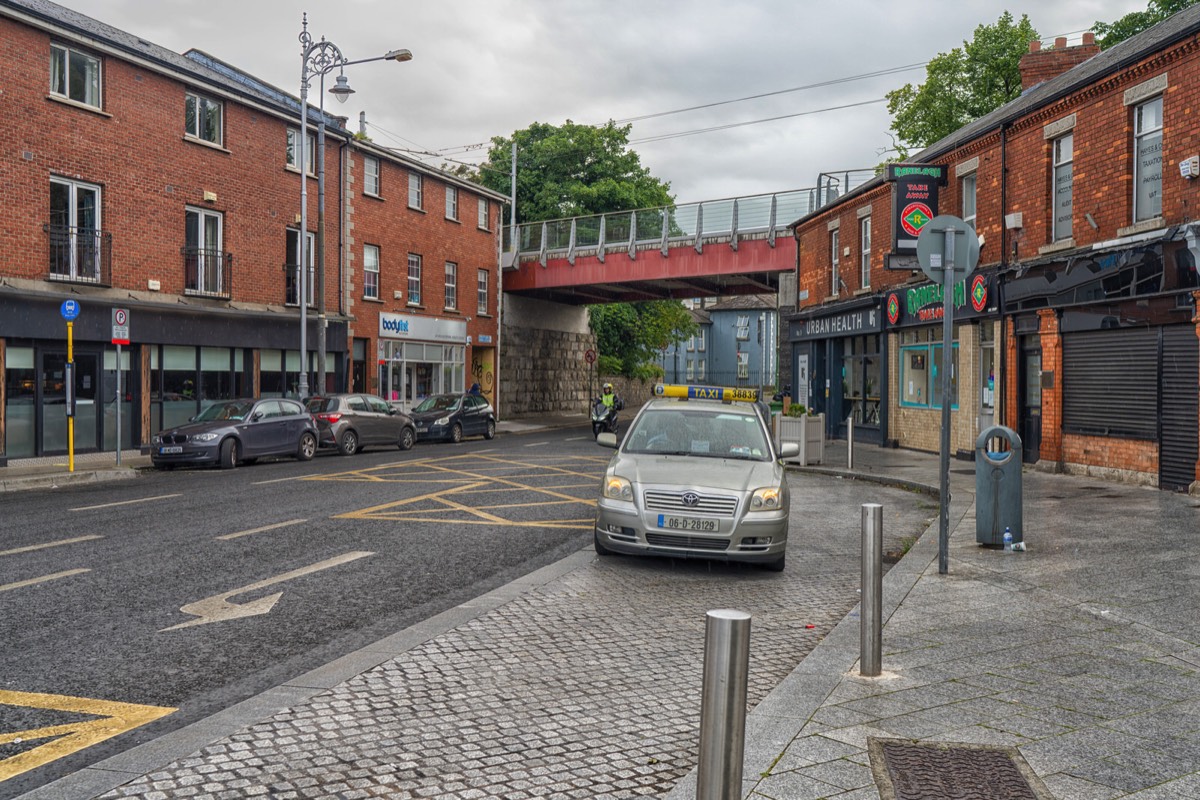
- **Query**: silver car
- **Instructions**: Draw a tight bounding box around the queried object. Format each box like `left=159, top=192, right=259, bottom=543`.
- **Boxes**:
left=594, top=387, right=799, bottom=571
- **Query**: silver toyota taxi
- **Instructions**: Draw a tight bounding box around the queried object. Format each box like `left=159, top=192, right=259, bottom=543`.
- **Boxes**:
left=594, top=384, right=800, bottom=572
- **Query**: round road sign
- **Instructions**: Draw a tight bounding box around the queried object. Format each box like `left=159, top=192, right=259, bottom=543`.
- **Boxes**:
left=60, top=300, right=80, bottom=320
left=584, top=349, right=597, bottom=364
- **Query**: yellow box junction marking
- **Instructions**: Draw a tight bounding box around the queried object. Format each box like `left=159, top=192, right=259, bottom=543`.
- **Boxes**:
left=0, top=690, right=174, bottom=782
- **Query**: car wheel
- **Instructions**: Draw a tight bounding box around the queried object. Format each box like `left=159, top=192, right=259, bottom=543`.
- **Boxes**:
left=399, top=426, right=415, bottom=451
left=297, top=432, right=317, bottom=461
left=484, top=419, right=496, bottom=440
left=218, top=438, right=238, bottom=470
left=594, top=530, right=614, bottom=556
left=450, top=423, right=463, bottom=443
left=762, top=554, right=786, bottom=572
left=338, top=429, right=358, bottom=456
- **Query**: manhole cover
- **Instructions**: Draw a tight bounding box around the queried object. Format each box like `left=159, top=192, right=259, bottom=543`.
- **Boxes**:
left=867, top=738, right=1053, bottom=800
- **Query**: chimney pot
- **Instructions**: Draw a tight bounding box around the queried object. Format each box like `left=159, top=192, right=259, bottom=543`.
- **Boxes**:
left=1083, top=32, right=1095, bottom=45
left=1029, top=40, right=1041, bottom=52
left=1055, top=36, right=1067, bottom=49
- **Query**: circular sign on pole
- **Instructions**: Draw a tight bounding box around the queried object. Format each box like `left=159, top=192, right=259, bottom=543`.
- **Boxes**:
left=60, top=300, right=80, bottom=320
left=114, top=309, right=128, bottom=326
left=915, top=215, right=980, bottom=284
left=584, top=348, right=597, bottom=364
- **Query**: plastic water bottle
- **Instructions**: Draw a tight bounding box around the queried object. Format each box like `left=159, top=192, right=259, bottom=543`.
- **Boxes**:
left=1002, top=527, right=1013, bottom=552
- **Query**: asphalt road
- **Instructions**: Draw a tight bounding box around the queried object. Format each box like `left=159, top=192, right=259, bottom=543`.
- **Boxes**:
left=0, top=428, right=606, bottom=797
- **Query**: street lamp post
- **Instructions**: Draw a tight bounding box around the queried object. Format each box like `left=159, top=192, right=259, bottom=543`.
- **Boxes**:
left=296, top=13, right=411, bottom=398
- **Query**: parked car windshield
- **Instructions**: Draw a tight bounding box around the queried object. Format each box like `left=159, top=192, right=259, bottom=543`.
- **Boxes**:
left=413, top=394, right=460, bottom=413
left=622, top=408, right=770, bottom=461
left=195, top=401, right=254, bottom=422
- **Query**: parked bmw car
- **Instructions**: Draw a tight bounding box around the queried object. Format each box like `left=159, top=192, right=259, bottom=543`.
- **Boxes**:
left=409, top=392, right=496, bottom=443
left=151, top=398, right=318, bottom=470
left=594, top=384, right=800, bottom=571
left=305, top=393, right=416, bottom=455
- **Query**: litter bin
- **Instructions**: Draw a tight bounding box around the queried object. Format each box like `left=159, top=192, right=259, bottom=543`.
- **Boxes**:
left=975, top=425, right=1023, bottom=546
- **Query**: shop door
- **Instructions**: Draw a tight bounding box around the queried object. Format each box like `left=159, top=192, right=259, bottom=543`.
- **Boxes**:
left=1160, top=326, right=1199, bottom=491
left=40, top=350, right=100, bottom=454
left=1018, top=338, right=1042, bottom=463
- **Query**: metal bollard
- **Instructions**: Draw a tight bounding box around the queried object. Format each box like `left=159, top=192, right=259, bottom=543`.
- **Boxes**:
left=861, top=503, right=883, bottom=677
left=697, top=609, right=751, bottom=800
left=847, top=415, right=855, bottom=470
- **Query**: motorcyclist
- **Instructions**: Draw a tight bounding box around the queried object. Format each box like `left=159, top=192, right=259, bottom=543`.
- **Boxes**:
left=600, top=383, right=624, bottom=412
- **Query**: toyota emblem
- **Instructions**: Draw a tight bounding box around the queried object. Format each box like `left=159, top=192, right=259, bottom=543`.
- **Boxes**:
left=682, top=492, right=699, bottom=507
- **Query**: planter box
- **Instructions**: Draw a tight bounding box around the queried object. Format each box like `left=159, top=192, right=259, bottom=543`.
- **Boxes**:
left=775, top=413, right=825, bottom=465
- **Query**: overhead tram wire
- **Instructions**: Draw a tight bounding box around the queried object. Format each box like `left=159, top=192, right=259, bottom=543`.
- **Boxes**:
left=629, top=98, right=889, bottom=145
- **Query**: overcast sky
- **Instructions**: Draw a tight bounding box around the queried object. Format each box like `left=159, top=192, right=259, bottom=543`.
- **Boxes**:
left=65, top=0, right=1146, bottom=204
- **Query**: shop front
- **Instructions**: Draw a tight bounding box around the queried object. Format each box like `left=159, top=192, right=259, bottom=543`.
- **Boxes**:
left=787, top=298, right=884, bottom=443
left=377, top=312, right=468, bottom=412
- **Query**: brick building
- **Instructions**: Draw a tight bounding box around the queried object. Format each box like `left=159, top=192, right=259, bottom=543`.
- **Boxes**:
left=786, top=11, right=1200, bottom=492
left=0, top=0, right=505, bottom=464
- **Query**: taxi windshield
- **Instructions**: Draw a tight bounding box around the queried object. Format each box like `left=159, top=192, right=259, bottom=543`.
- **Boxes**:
left=623, top=408, right=769, bottom=460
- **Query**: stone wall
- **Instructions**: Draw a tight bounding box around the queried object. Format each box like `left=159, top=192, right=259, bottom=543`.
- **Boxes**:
left=500, top=295, right=595, bottom=418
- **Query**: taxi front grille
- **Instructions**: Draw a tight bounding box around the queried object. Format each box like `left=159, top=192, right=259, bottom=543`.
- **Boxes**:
left=643, top=490, right=737, bottom=516
left=646, top=533, right=730, bottom=551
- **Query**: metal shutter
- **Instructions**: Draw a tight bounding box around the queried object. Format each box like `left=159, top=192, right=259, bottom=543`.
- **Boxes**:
left=1160, top=325, right=1199, bottom=491
left=1062, top=328, right=1159, bottom=439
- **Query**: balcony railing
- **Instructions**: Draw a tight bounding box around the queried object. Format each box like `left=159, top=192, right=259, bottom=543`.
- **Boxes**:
left=283, top=262, right=315, bottom=307
left=183, top=247, right=232, bottom=298
left=44, top=224, right=112, bottom=285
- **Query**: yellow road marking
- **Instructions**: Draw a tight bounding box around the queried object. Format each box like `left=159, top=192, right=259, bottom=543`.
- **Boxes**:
left=0, top=570, right=90, bottom=593
left=0, top=690, right=174, bottom=782
left=216, top=519, right=306, bottom=541
left=0, top=535, right=102, bottom=557
left=69, top=494, right=180, bottom=512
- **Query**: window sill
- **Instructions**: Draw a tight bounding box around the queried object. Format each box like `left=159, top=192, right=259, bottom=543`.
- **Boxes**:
left=182, top=135, right=230, bottom=154
left=444, top=307, right=459, bottom=314
left=1038, top=238, right=1075, bottom=256
left=854, top=287, right=872, bottom=296
left=406, top=303, right=425, bottom=310
left=476, top=312, right=493, bottom=319
left=285, top=165, right=317, bottom=178
left=361, top=296, right=384, bottom=304
left=47, top=94, right=111, bottom=117
left=445, top=216, right=461, bottom=225
left=477, top=226, right=491, bottom=233
left=408, top=205, right=425, bottom=214
left=363, top=192, right=384, bottom=201
left=1116, top=217, right=1166, bottom=238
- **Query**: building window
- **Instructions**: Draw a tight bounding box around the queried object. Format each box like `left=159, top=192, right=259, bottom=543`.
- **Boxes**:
left=286, top=229, right=315, bottom=306
left=184, top=207, right=225, bottom=296
left=737, top=352, right=750, bottom=380
left=50, top=44, right=101, bottom=108
left=860, top=216, right=871, bottom=289
left=408, top=173, right=423, bottom=209
left=1134, top=96, right=1163, bottom=223
left=686, top=359, right=694, bottom=380
left=445, top=186, right=458, bottom=220
left=831, top=228, right=840, bottom=296
left=697, top=359, right=706, bottom=381
left=477, top=269, right=489, bottom=315
left=961, top=173, right=977, bottom=229
left=407, top=253, right=422, bottom=305
left=1053, top=133, right=1073, bottom=241
left=363, top=244, right=380, bottom=300
left=686, top=335, right=695, bottom=352
left=49, top=177, right=102, bottom=282
left=735, top=316, right=750, bottom=341
left=364, top=155, right=380, bottom=196
left=477, top=198, right=489, bottom=229
left=286, top=129, right=316, bottom=175
left=899, top=328, right=959, bottom=409
left=444, top=262, right=458, bottom=309
left=185, top=91, right=223, bottom=145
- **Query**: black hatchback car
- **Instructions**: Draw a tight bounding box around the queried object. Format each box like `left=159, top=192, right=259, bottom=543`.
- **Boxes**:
left=151, top=398, right=318, bottom=469
left=305, top=393, right=417, bottom=455
left=410, top=393, right=496, bottom=443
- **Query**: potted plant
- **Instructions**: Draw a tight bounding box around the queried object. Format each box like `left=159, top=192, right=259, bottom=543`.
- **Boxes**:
left=775, top=403, right=825, bottom=465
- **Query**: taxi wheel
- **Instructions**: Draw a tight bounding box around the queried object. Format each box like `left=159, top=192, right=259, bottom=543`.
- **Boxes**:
left=450, top=423, right=463, bottom=444
left=399, top=426, right=415, bottom=451
left=218, top=438, right=238, bottom=470
left=593, top=531, right=613, bottom=556
left=297, top=432, right=317, bottom=462
left=484, top=420, right=496, bottom=440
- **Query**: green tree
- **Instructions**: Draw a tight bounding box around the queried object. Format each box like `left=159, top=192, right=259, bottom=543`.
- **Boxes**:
left=1094, top=0, right=1199, bottom=48
left=886, top=12, right=1040, bottom=157
left=589, top=302, right=697, bottom=380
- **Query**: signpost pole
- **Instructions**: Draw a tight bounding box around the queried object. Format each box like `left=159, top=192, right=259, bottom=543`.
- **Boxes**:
left=937, top=229, right=956, bottom=575
left=67, top=320, right=75, bottom=473
left=115, top=343, right=122, bottom=467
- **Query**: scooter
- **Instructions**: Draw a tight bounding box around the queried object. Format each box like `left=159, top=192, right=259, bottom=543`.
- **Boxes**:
left=591, top=397, right=620, bottom=438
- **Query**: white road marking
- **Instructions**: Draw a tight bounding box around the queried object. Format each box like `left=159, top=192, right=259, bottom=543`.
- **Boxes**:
left=565, top=436, right=590, bottom=441
left=0, top=569, right=90, bottom=593
left=523, top=442, right=550, bottom=447
left=216, top=519, right=307, bottom=541
left=251, top=476, right=303, bottom=486
left=69, top=494, right=180, bottom=512
left=0, top=535, right=103, bottom=557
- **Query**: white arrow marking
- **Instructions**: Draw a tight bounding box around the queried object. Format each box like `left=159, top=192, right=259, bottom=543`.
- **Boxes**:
left=160, top=551, right=373, bottom=632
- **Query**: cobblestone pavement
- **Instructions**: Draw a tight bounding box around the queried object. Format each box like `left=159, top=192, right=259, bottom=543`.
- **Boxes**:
left=94, top=474, right=933, bottom=799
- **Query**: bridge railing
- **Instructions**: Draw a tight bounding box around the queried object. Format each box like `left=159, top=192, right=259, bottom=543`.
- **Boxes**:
left=504, top=172, right=877, bottom=265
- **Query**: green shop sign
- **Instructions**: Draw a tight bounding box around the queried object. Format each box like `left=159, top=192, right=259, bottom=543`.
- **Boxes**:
left=885, top=273, right=994, bottom=328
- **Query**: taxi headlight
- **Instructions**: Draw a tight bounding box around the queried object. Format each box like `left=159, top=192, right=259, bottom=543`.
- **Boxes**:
left=603, top=475, right=634, bottom=502
left=749, top=487, right=782, bottom=511
left=191, top=432, right=220, bottom=442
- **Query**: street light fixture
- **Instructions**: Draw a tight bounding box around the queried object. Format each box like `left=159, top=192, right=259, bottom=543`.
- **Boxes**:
left=295, top=14, right=411, bottom=398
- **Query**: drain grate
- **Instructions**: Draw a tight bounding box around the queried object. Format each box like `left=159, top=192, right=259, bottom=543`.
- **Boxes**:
left=867, top=738, right=1053, bottom=800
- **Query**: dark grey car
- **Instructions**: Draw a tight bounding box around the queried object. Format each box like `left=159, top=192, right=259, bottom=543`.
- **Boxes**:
left=305, top=393, right=416, bottom=455
left=151, top=398, right=318, bottom=470
left=410, top=393, right=496, bottom=443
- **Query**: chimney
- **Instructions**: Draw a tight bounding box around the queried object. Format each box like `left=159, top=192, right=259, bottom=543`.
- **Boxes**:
left=1019, top=34, right=1101, bottom=90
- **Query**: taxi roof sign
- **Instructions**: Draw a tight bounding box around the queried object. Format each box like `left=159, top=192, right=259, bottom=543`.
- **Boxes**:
left=653, top=384, right=759, bottom=403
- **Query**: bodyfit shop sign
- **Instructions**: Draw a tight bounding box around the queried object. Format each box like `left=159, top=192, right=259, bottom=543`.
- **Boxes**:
left=379, top=312, right=467, bottom=343
left=888, top=164, right=945, bottom=267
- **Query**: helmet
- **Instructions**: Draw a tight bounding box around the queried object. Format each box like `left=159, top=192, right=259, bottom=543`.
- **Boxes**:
left=603, top=383, right=613, bottom=392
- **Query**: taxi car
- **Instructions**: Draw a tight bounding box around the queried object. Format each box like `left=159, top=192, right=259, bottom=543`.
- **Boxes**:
left=594, top=384, right=800, bottom=571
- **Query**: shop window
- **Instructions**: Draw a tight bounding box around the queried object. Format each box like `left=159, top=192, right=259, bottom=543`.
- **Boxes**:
left=102, top=347, right=133, bottom=451
left=1053, top=133, right=1073, bottom=241
left=980, top=323, right=996, bottom=413
left=185, top=91, right=223, bottom=146
left=260, top=349, right=284, bottom=397
left=842, top=335, right=881, bottom=426
left=3, top=346, right=36, bottom=457
left=51, top=43, right=101, bottom=108
left=159, top=345, right=199, bottom=430
left=900, top=338, right=959, bottom=409
left=199, top=347, right=242, bottom=401
left=1134, top=96, right=1163, bottom=223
